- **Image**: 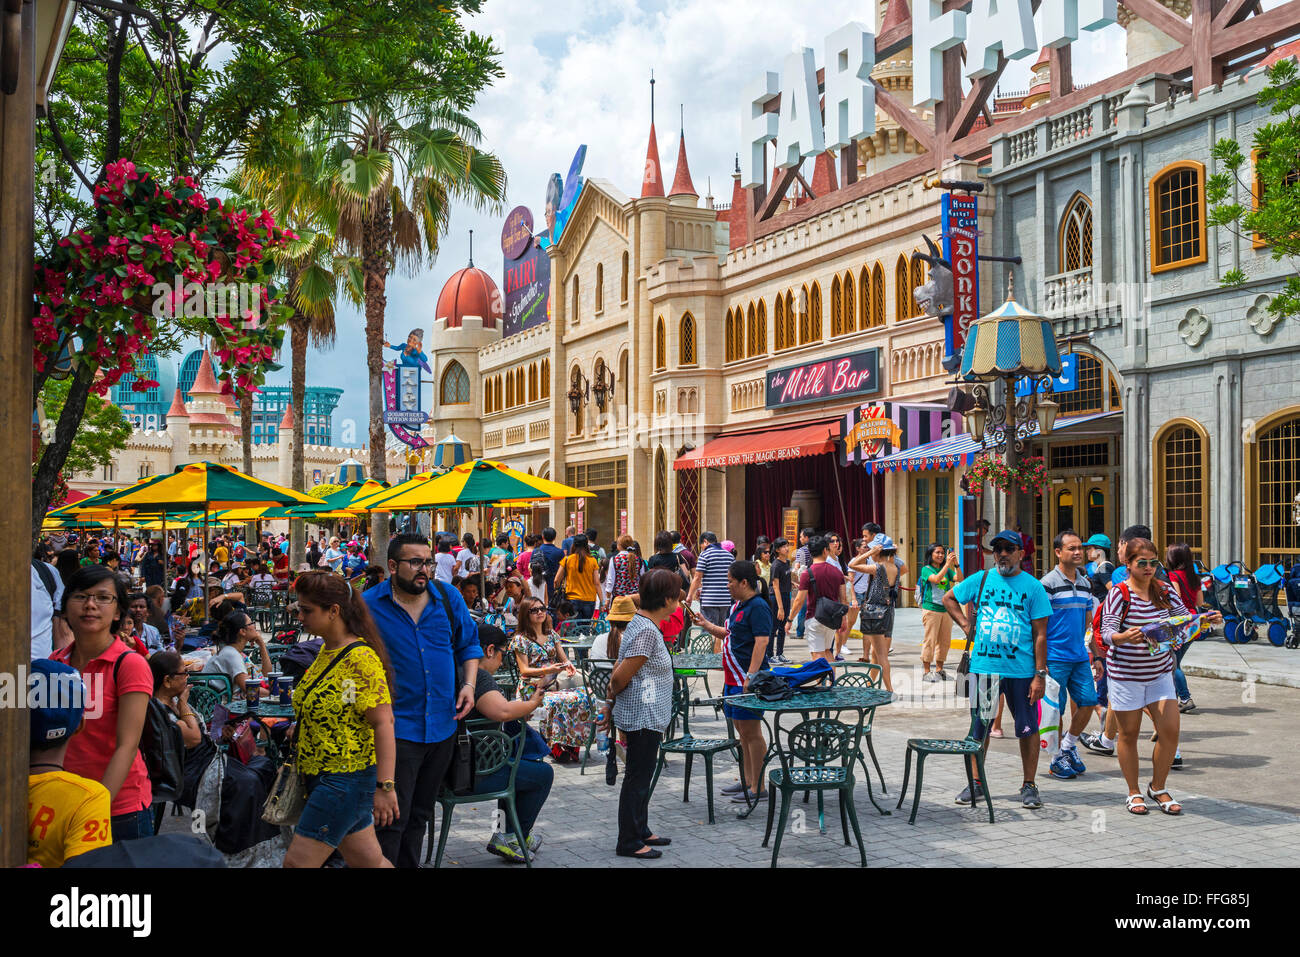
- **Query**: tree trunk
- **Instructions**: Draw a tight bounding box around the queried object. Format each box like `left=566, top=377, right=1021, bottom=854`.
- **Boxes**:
left=363, top=202, right=393, bottom=562
left=290, top=315, right=308, bottom=568
left=32, top=365, right=94, bottom=547
left=240, top=387, right=254, bottom=543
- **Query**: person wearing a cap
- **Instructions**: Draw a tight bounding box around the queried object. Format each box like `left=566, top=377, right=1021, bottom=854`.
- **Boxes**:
left=1084, top=534, right=1114, bottom=600
left=49, top=565, right=157, bottom=840
left=943, top=529, right=1052, bottom=810
left=27, top=658, right=114, bottom=867
left=687, top=531, right=735, bottom=631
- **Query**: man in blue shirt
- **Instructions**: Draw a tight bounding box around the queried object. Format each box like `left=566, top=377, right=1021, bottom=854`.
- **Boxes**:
left=364, top=533, right=481, bottom=868
left=944, top=530, right=1051, bottom=810
left=1039, top=530, right=1099, bottom=781
left=532, top=526, right=565, bottom=608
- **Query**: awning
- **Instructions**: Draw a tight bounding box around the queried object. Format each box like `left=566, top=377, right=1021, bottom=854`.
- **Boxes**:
left=674, top=421, right=839, bottom=470
left=865, top=410, right=1120, bottom=474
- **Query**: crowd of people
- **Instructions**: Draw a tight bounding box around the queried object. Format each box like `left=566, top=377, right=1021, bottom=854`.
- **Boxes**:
left=25, top=510, right=1219, bottom=867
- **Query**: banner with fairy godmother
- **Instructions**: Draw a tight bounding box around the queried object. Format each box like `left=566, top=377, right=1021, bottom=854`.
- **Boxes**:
left=382, top=328, right=429, bottom=449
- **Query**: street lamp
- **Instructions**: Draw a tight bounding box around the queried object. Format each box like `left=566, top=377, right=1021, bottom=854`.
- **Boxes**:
left=591, top=363, right=615, bottom=412
left=566, top=370, right=589, bottom=416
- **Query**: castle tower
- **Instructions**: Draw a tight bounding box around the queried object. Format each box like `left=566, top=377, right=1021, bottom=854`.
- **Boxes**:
left=668, top=117, right=698, bottom=207
left=1118, top=0, right=1192, bottom=70
left=861, top=0, right=927, bottom=178
left=276, top=403, right=294, bottom=488
left=1022, top=47, right=1053, bottom=109
left=164, top=388, right=190, bottom=462
left=430, top=258, right=503, bottom=464
left=181, top=350, right=236, bottom=461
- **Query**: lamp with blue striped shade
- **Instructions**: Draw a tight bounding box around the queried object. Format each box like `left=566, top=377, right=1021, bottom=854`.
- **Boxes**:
left=431, top=434, right=473, bottom=470
left=959, top=276, right=1063, bottom=382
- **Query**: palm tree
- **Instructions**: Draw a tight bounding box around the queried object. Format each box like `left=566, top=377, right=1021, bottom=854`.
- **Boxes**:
left=322, top=97, right=507, bottom=561
left=233, top=123, right=362, bottom=566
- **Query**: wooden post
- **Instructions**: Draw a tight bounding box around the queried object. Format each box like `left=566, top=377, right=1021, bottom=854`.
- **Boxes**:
left=0, top=0, right=36, bottom=869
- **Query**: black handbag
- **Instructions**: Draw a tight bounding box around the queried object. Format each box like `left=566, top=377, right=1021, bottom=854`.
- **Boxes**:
left=447, top=719, right=476, bottom=796
left=955, top=571, right=991, bottom=699
left=813, top=596, right=850, bottom=630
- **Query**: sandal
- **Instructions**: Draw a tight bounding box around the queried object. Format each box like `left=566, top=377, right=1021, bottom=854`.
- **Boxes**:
left=1126, top=793, right=1149, bottom=815
left=1146, top=785, right=1182, bottom=815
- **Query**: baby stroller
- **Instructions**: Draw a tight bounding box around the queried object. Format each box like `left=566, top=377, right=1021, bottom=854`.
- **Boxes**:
left=1203, top=562, right=1245, bottom=642
left=1283, top=564, right=1300, bottom=649
left=1231, top=563, right=1290, bottom=646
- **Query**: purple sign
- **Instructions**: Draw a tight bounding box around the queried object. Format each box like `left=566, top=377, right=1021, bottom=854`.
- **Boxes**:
left=503, top=240, right=551, bottom=338
left=501, top=206, right=533, bottom=260
left=765, top=349, right=880, bottom=409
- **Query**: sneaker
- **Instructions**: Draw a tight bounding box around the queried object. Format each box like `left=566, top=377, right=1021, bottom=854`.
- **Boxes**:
left=1171, top=753, right=1184, bottom=770
left=1178, top=697, right=1196, bottom=713
left=834, top=654, right=845, bottom=662
left=730, top=789, right=761, bottom=803
left=955, top=781, right=986, bottom=805
left=524, top=833, right=543, bottom=854
left=1020, top=782, right=1043, bottom=809
left=1079, top=732, right=1115, bottom=756
left=935, top=669, right=951, bottom=681
left=1048, top=753, right=1078, bottom=779
left=721, top=781, right=747, bottom=794
left=486, top=833, right=528, bottom=864
left=922, top=672, right=939, bottom=683
left=1062, top=745, right=1086, bottom=775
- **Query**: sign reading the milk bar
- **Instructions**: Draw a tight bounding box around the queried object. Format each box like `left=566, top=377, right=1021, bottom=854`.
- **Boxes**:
left=765, top=348, right=880, bottom=410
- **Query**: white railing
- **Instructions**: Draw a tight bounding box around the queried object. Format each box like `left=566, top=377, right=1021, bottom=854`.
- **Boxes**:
left=1042, top=267, right=1095, bottom=316
left=1007, top=127, right=1037, bottom=164
left=484, top=430, right=503, bottom=450
left=1049, top=104, right=1094, bottom=149
left=529, top=420, right=549, bottom=442
left=505, top=425, right=525, bottom=446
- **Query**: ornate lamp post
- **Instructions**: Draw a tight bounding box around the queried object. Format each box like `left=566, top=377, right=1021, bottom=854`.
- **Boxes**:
left=956, top=276, right=1064, bottom=526
left=591, top=363, right=615, bottom=413
left=566, top=370, right=589, bottom=417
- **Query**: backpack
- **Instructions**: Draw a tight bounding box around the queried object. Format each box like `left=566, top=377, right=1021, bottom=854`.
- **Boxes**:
left=139, top=697, right=186, bottom=800
left=770, top=656, right=834, bottom=690
left=32, top=559, right=58, bottom=604
left=1091, top=581, right=1131, bottom=654
left=279, top=638, right=324, bottom=680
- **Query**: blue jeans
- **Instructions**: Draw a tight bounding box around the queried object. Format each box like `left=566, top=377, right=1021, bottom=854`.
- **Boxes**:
left=474, top=757, right=554, bottom=839
left=795, top=605, right=807, bottom=639
left=111, top=805, right=155, bottom=842
left=571, top=600, right=596, bottom=620
left=1172, top=643, right=1191, bottom=701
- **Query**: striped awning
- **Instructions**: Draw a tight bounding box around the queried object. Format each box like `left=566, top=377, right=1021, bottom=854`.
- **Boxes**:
left=865, top=411, right=1120, bottom=474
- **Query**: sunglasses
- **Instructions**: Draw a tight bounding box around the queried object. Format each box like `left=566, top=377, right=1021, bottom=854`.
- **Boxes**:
left=992, top=544, right=1019, bottom=555
left=1133, top=559, right=1162, bottom=570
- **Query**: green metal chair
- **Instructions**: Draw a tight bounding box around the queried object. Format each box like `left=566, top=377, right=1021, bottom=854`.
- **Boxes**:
left=832, top=668, right=888, bottom=806
left=579, top=659, right=613, bottom=775
left=497, top=651, right=521, bottom=701
left=186, top=683, right=224, bottom=724
left=187, top=672, right=233, bottom=702
left=648, top=677, right=739, bottom=824
left=763, top=717, right=866, bottom=868
left=675, top=630, right=720, bottom=715
left=427, top=720, right=532, bottom=868
left=559, top=618, right=609, bottom=639
left=896, top=683, right=998, bottom=825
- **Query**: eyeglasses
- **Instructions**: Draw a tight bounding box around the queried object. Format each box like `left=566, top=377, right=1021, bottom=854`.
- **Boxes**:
left=992, top=544, right=1019, bottom=555
left=1133, top=559, right=1163, bottom=570
left=529, top=608, right=548, bottom=615
left=396, top=558, right=436, bottom=569
left=67, top=594, right=117, bottom=606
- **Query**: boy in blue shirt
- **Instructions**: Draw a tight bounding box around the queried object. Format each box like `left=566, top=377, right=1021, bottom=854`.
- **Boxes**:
left=944, top=530, right=1051, bottom=810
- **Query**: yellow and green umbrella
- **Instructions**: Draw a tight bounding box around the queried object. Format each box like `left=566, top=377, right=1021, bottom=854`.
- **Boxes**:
left=285, top=480, right=392, bottom=519
left=349, top=459, right=592, bottom=512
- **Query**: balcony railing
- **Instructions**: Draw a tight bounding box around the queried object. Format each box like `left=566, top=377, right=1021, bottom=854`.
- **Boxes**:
left=1040, top=267, right=1122, bottom=335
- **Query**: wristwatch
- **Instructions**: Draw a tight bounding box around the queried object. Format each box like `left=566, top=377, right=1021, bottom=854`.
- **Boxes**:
left=377, top=780, right=396, bottom=792
left=1034, top=669, right=1048, bottom=678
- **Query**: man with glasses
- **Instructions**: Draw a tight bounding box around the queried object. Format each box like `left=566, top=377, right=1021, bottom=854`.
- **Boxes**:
left=1039, top=531, right=1099, bottom=780
left=363, top=533, right=482, bottom=868
left=686, top=531, right=734, bottom=629
left=943, top=530, right=1052, bottom=810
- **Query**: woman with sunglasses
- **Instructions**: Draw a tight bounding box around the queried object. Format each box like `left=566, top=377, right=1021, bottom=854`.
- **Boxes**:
left=1099, top=539, right=1220, bottom=816
left=510, top=597, right=594, bottom=762
left=201, top=610, right=272, bottom=697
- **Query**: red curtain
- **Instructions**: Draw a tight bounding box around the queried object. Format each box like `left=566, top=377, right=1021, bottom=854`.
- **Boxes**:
left=743, top=453, right=883, bottom=557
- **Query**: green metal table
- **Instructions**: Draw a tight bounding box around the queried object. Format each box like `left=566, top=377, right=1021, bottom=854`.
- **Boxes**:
left=729, top=685, right=895, bottom=825
left=560, top=639, right=595, bottom=664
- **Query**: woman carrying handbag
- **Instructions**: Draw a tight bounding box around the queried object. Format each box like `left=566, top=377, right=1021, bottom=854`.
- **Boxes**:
left=277, top=572, right=397, bottom=868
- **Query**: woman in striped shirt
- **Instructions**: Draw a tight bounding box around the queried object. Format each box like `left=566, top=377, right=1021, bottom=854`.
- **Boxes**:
left=1100, top=538, right=1219, bottom=815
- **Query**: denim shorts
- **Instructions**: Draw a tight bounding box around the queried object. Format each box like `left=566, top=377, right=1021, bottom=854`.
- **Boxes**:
left=723, top=683, right=761, bottom=721
left=1048, top=659, right=1100, bottom=709
left=295, top=766, right=377, bottom=848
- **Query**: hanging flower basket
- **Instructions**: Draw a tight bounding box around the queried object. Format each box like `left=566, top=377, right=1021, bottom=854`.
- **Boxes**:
left=964, top=454, right=1050, bottom=497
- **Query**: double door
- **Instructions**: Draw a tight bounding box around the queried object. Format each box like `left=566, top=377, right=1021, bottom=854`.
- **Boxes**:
left=1038, top=475, right=1113, bottom=572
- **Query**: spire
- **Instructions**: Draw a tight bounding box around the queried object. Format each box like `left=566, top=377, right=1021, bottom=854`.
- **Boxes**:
left=881, top=0, right=911, bottom=33
left=668, top=111, right=697, bottom=199
left=467, top=229, right=474, bottom=267
left=166, top=388, right=189, bottom=418
left=641, top=73, right=665, bottom=198
left=189, top=350, right=220, bottom=395
left=728, top=154, right=748, bottom=249
left=279, top=403, right=295, bottom=430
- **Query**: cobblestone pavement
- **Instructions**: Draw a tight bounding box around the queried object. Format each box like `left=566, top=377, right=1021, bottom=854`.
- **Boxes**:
left=430, top=636, right=1300, bottom=868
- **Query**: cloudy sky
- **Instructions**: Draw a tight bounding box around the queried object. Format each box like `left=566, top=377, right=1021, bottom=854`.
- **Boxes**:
left=250, top=0, right=1136, bottom=447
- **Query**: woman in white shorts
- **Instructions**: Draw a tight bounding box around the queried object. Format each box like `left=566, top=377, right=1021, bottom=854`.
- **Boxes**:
left=1100, top=538, right=1220, bottom=816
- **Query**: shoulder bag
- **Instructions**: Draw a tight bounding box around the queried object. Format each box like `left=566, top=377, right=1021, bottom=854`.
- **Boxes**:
left=811, top=566, right=850, bottom=630
left=262, top=642, right=361, bottom=826
left=860, top=564, right=891, bottom=620
left=955, top=571, right=992, bottom=699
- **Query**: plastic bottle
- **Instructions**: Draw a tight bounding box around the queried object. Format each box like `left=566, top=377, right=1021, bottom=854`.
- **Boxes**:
left=596, top=730, right=609, bottom=752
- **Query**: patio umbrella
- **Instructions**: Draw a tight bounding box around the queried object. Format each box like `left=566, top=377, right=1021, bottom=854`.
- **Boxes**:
left=348, top=459, right=594, bottom=602
left=285, top=480, right=392, bottom=520
left=81, top=462, right=326, bottom=618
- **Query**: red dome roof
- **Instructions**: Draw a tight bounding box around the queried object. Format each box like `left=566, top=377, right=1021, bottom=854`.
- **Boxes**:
left=437, top=265, right=501, bottom=329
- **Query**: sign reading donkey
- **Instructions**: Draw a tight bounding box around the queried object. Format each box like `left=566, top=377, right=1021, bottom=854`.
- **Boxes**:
left=382, top=327, right=430, bottom=449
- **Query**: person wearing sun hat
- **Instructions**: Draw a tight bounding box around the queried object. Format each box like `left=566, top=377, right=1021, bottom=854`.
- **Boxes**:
left=27, top=658, right=114, bottom=867
left=593, top=595, right=638, bottom=660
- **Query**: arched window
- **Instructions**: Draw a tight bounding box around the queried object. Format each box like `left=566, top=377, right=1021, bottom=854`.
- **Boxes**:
left=753, top=300, right=767, bottom=355
left=441, top=360, right=470, bottom=405
left=485, top=378, right=494, bottom=414
left=871, top=262, right=885, bottom=327
left=528, top=363, right=538, bottom=402
left=505, top=370, right=515, bottom=408
left=809, top=282, right=822, bottom=341
left=571, top=274, right=580, bottom=323
left=655, top=316, right=666, bottom=370
left=724, top=308, right=738, bottom=362
left=679, top=312, right=697, bottom=366
left=541, top=358, right=551, bottom=399
left=517, top=366, right=527, bottom=405
left=784, top=291, right=796, bottom=346
left=774, top=295, right=787, bottom=351
left=1057, top=353, right=1105, bottom=416
left=595, top=262, right=604, bottom=312
left=1060, top=193, right=1094, bottom=273
left=655, top=448, right=668, bottom=535
left=1249, top=409, right=1300, bottom=567
left=830, top=276, right=844, bottom=337
left=909, top=254, right=927, bottom=319
left=619, top=351, right=629, bottom=408
left=1154, top=419, right=1209, bottom=562
left=842, top=271, right=855, bottom=333
left=1149, top=161, right=1207, bottom=272
left=895, top=255, right=910, bottom=320
left=620, top=251, right=630, bottom=303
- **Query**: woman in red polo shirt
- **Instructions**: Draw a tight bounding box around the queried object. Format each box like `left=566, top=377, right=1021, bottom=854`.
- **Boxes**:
left=51, top=565, right=155, bottom=840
